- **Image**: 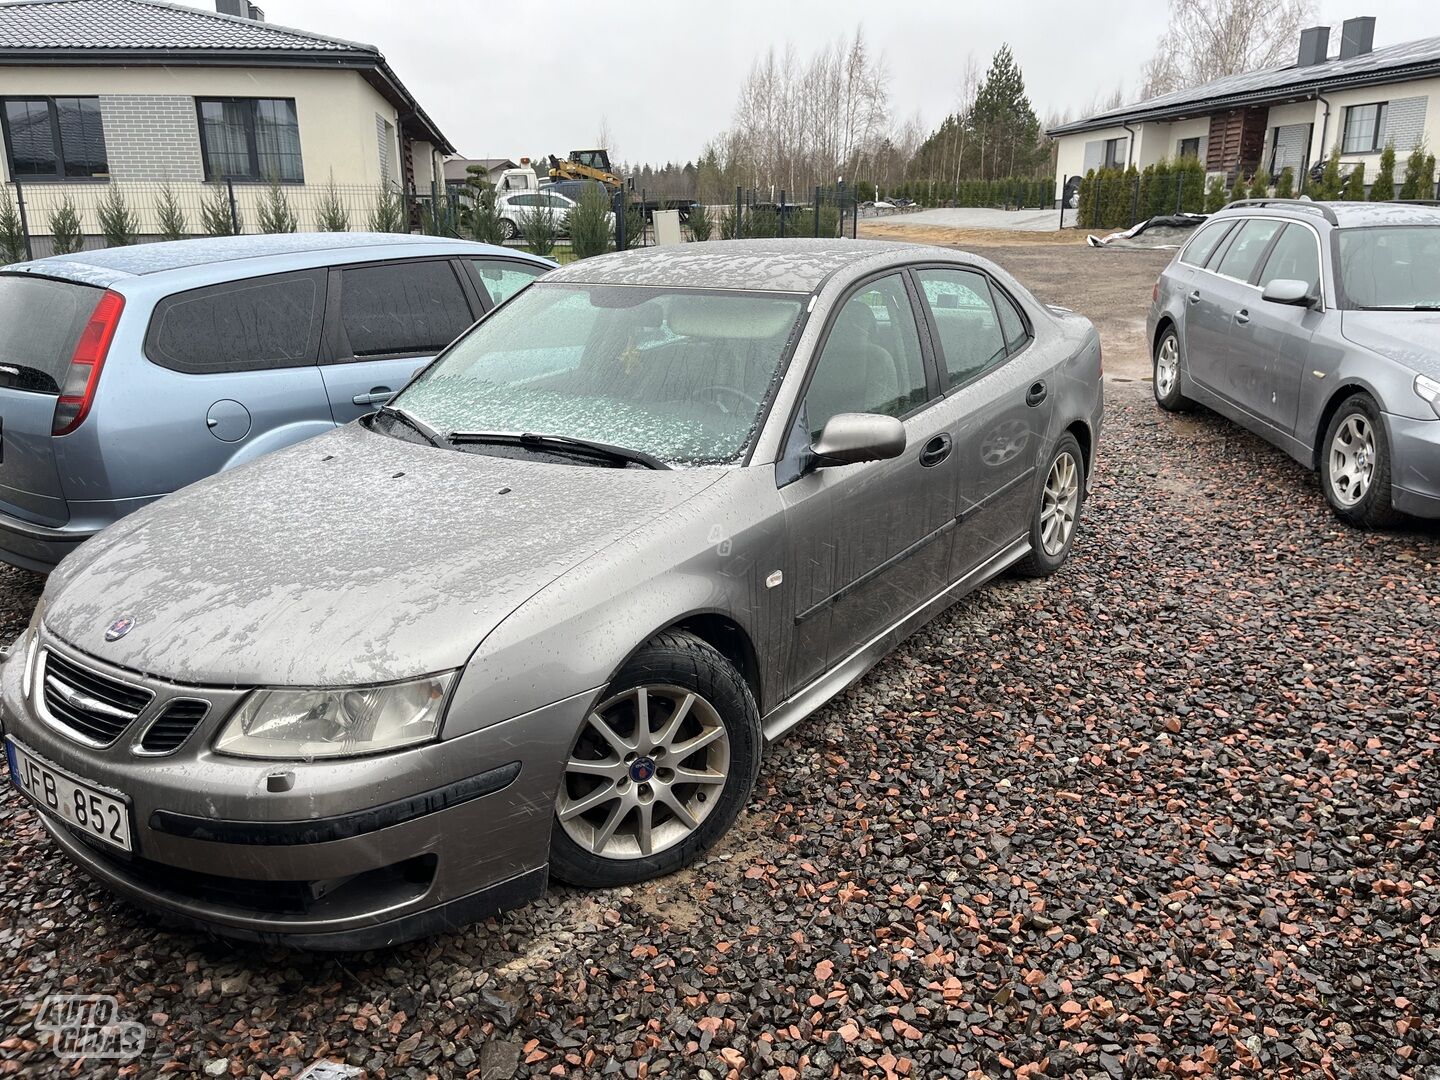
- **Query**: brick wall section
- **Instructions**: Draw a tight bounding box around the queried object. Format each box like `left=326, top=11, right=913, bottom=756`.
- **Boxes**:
left=99, top=94, right=204, bottom=181
left=1385, top=96, right=1428, bottom=154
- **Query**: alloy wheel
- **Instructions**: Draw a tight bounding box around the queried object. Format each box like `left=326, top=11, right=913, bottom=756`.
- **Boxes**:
left=557, top=685, right=730, bottom=860
left=1328, top=414, right=1375, bottom=507
left=1155, top=335, right=1179, bottom=399
left=1040, top=451, right=1080, bottom=556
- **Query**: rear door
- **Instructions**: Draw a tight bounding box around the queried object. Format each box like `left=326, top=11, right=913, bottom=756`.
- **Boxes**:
left=320, top=258, right=482, bottom=424
left=0, top=274, right=104, bottom=525
left=912, top=267, right=1053, bottom=576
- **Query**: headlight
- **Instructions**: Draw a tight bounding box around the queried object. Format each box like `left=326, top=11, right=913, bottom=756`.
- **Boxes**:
left=20, top=598, right=44, bottom=702
left=214, top=673, right=454, bottom=760
left=1415, top=374, right=1440, bottom=419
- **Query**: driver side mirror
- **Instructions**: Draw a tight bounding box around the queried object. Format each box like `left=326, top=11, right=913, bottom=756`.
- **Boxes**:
left=809, top=413, right=906, bottom=469
left=1261, top=278, right=1317, bottom=307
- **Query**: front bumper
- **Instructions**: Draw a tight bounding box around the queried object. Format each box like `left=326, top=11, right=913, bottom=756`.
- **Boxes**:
left=1387, top=411, right=1440, bottom=519
left=0, top=632, right=596, bottom=948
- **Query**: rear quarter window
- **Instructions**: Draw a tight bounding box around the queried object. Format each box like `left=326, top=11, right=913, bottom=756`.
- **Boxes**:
left=0, top=275, right=102, bottom=392
left=146, top=269, right=325, bottom=374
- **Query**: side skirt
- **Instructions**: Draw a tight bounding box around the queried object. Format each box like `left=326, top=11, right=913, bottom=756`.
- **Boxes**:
left=760, top=535, right=1032, bottom=742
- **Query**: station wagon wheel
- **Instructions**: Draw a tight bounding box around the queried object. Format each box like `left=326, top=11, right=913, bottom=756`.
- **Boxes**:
left=501, top=218, right=518, bottom=241
left=1319, top=393, right=1401, bottom=529
left=549, top=631, right=761, bottom=888
left=1015, top=432, right=1086, bottom=579
left=1152, top=326, right=1193, bottom=412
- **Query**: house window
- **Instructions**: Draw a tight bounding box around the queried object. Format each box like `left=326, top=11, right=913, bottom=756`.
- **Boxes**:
left=1102, top=137, right=1126, bottom=168
left=1342, top=102, right=1388, bottom=154
left=1178, top=137, right=1201, bottom=159
left=1, top=97, right=108, bottom=179
left=197, top=98, right=302, bottom=182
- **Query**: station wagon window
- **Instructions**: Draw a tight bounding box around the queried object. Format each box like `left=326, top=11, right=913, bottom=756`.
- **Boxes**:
left=1179, top=219, right=1233, bottom=267
left=914, top=269, right=1012, bottom=387
left=470, top=259, right=547, bottom=307
left=1257, top=223, right=1321, bottom=296
left=197, top=98, right=302, bottom=182
left=1, top=97, right=108, bottom=179
left=146, top=270, right=324, bottom=374
left=804, top=274, right=928, bottom=439
left=1213, top=219, right=1284, bottom=282
left=337, top=261, right=475, bottom=359
left=1342, top=102, right=1388, bottom=154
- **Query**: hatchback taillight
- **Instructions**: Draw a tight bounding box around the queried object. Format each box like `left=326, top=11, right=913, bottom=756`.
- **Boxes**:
left=52, top=290, right=124, bottom=436
left=1152, top=280, right=1160, bottom=302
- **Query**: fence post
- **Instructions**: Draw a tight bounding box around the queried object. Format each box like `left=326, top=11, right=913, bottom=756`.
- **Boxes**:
left=814, top=185, right=821, bottom=237
left=851, top=192, right=858, bottom=238
left=614, top=190, right=626, bottom=251
left=779, top=190, right=786, bottom=238
left=225, top=178, right=239, bottom=234
left=1130, top=177, right=1139, bottom=227
left=13, top=180, right=32, bottom=260
left=1057, top=176, right=1066, bottom=230
left=735, top=186, right=742, bottom=238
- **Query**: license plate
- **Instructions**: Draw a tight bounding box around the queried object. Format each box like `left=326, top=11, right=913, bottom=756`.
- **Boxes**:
left=6, top=739, right=133, bottom=852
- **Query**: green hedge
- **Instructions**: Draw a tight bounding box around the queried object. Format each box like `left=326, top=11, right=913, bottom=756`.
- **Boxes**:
left=892, top=177, right=1056, bottom=208
left=1077, top=157, right=1208, bottom=229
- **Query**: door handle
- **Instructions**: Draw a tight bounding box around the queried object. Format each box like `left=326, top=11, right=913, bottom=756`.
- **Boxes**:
left=918, top=433, right=952, bottom=468
left=352, top=387, right=394, bottom=406
left=1187, top=290, right=1201, bottom=305
left=1025, top=381, right=1048, bottom=407
left=1234, top=309, right=1250, bottom=325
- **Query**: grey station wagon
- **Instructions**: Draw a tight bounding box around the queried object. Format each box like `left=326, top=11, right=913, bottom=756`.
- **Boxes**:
left=1148, top=199, right=1440, bottom=526
left=1, top=239, right=1101, bottom=948
left=0, top=234, right=552, bottom=572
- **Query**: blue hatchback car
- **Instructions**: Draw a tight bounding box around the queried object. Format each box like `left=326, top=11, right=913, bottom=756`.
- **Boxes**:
left=0, top=233, right=553, bottom=572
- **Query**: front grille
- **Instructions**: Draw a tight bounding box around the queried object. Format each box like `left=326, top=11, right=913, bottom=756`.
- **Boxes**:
left=138, top=699, right=210, bottom=754
left=41, top=649, right=154, bottom=747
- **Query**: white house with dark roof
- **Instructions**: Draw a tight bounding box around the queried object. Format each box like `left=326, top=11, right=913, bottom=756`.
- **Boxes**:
left=1049, top=16, right=1440, bottom=197
left=0, top=0, right=454, bottom=247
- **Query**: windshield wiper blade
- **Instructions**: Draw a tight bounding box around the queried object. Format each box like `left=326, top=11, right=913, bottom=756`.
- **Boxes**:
left=449, top=430, right=668, bottom=470
left=376, top=404, right=446, bottom=448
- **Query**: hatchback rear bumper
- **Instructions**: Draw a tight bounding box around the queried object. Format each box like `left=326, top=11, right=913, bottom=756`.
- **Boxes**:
left=1388, top=413, right=1440, bottom=519
left=0, top=509, right=92, bottom=573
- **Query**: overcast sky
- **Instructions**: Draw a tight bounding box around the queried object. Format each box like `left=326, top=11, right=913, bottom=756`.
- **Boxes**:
left=264, top=0, right=1440, bottom=163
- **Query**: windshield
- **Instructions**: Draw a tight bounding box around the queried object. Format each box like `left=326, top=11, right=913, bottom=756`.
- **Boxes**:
left=1338, top=226, right=1440, bottom=309
left=394, top=283, right=806, bottom=466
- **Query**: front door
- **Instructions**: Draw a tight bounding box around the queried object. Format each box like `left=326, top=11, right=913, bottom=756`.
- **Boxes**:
left=1244, top=222, right=1325, bottom=433
left=321, top=258, right=481, bottom=424
left=778, top=272, right=952, bottom=693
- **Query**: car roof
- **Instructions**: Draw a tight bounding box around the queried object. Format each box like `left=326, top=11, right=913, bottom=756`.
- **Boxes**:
left=1213, top=200, right=1440, bottom=229
left=1, top=233, right=526, bottom=287
left=543, top=237, right=938, bottom=293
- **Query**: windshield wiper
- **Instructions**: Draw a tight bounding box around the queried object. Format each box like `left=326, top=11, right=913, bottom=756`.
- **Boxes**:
left=448, top=430, right=669, bottom=470
left=376, top=404, right=446, bottom=448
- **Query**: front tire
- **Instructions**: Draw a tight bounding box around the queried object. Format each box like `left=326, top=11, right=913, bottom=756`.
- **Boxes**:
left=1320, top=394, right=1401, bottom=528
left=549, top=631, right=761, bottom=888
left=1015, top=433, right=1085, bottom=578
left=1153, top=326, right=1193, bottom=412
left=501, top=218, right=518, bottom=241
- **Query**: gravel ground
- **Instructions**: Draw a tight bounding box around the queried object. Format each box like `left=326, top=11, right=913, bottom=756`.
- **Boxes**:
left=2, top=245, right=1437, bottom=1079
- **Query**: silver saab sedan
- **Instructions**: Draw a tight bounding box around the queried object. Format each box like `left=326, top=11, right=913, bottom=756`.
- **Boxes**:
left=0, top=239, right=1102, bottom=948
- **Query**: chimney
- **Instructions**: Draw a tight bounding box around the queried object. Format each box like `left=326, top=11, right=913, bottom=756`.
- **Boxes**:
left=1339, top=16, right=1376, bottom=60
left=214, top=0, right=262, bottom=19
left=246, top=3, right=264, bottom=20
left=1298, top=26, right=1329, bottom=67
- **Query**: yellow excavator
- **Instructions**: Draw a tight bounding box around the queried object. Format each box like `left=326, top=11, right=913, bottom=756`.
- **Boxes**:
left=548, top=149, right=623, bottom=192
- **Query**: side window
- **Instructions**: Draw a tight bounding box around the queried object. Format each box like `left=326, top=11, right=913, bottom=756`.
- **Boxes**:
left=1214, top=219, right=1284, bottom=282
left=992, top=284, right=1030, bottom=354
left=1180, top=220, right=1233, bottom=267
left=1257, top=223, right=1321, bottom=295
left=471, top=259, right=547, bottom=307
left=915, top=268, right=1008, bottom=387
left=804, top=273, right=928, bottom=439
left=337, top=261, right=475, bottom=360
left=146, top=270, right=323, bottom=374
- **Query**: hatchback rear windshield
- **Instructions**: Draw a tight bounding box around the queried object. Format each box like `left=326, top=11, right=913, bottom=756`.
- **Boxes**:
left=0, top=274, right=102, bottom=393
left=395, top=283, right=806, bottom=466
left=1338, top=226, right=1440, bottom=309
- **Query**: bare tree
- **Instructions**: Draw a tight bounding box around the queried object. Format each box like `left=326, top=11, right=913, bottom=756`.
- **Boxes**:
left=1141, top=0, right=1317, bottom=97
left=594, top=116, right=616, bottom=158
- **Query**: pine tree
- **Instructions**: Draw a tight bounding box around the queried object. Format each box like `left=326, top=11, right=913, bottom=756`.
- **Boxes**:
left=1249, top=165, right=1272, bottom=199
left=1341, top=161, right=1366, bottom=201
left=0, top=188, right=25, bottom=263
left=1204, top=175, right=1227, bottom=213
left=1315, top=146, right=1344, bottom=200
left=156, top=184, right=187, bottom=241
left=1368, top=144, right=1396, bottom=201
left=969, top=45, right=1043, bottom=182
left=97, top=187, right=137, bottom=247
left=48, top=198, right=83, bottom=254
left=1275, top=167, right=1295, bottom=199
left=258, top=178, right=298, bottom=233
left=316, top=175, right=350, bottom=232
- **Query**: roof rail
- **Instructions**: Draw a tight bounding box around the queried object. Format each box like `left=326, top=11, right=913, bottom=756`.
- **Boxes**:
left=1395, top=198, right=1440, bottom=206
left=1222, top=198, right=1339, bottom=225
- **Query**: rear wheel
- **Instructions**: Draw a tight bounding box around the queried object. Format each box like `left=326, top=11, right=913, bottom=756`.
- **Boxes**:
left=1320, top=394, right=1401, bottom=528
left=549, top=631, right=761, bottom=888
left=501, top=218, right=518, bottom=241
left=1015, top=433, right=1085, bottom=578
left=1153, top=326, right=1193, bottom=412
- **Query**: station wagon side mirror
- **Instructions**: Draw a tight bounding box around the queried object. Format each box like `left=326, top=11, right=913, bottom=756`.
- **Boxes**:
left=809, top=413, right=907, bottom=469
left=1261, top=278, right=1316, bottom=308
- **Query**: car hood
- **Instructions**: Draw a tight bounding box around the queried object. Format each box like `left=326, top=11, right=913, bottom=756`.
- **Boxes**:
left=43, top=424, right=724, bottom=686
left=1341, top=311, right=1440, bottom=379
